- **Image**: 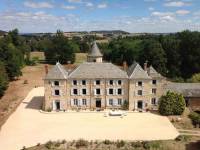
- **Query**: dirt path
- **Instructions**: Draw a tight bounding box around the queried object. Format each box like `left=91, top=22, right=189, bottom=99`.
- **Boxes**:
left=178, top=129, right=200, bottom=136
left=0, top=64, right=45, bottom=130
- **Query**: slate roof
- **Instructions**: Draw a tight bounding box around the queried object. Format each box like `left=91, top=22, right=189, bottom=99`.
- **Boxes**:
left=68, top=62, right=128, bottom=79
left=88, top=41, right=103, bottom=57
left=148, top=66, right=163, bottom=78
left=127, top=62, right=151, bottom=79
left=45, top=62, right=68, bottom=79
left=165, top=83, right=200, bottom=97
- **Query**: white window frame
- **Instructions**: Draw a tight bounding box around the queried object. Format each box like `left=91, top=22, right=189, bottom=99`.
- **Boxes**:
left=73, top=88, right=78, bottom=95
left=73, top=99, right=78, bottom=106
left=151, top=98, right=157, bottom=105
left=109, top=99, right=113, bottom=106
left=82, top=99, right=87, bottom=106
left=152, top=88, right=157, bottom=94
left=54, top=89, right=60, bottom=96
left=95, top=88, right=101, bottom=95
left=82, top=88, right=87, bottom=95
left=82, top=80, right=86, bottom=85
left=137, top=90, right=143, bottom=96
left=117, top=98, right=122, bottom=106
left=95, top=80, right=101, bottom=85
left=117, top=80, right=122, bottom=85
left=109, top=80, right=114, bottom=85
left=109, top=88, right=114, bottom=95
left=117, top=88, right=122, bottom=95
left=72, top=80, right=78, bottom=86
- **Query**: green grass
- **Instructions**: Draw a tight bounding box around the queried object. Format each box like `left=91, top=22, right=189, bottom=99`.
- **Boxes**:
left=75, top=53, right=87, bottom=64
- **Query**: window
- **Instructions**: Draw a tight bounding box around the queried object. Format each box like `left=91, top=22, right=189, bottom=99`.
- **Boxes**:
left=82, top=80, right=86, bottom=85
left=55, top=90, right=60, bottom=96
left=118, top=80, right=122, bottom=85
left=152, top=80, right=157, bottom=85
left=137, top=90, right=143, bottom=96
left=96, top=80, right=100, bottom=85
left=109, top=80, right=113, bottom=85
left=95, top=88, right=101, bottom=95
left=73, top=89, right=78, bottom=95
left=73, top=80, right=77, bottom=85
left=138, top=81, right=142, bottom=86
left=152, top=88, right=157, bottom=94
left=82, top=99, right=87, bottom=105
left=118, top=99, right=122, bottom=105
left=109, top=89, right=114, bottom=95
left=151, top=98, right=157, bottom=105
left=117, top=88, right=122, bottom=95
left=54, top=81, right=59, bottom=86
left=73, top=99, right=78, bottom=106
left=82, top=89, right=87, bottom=95
left=109, top=99, right=113, bottom=106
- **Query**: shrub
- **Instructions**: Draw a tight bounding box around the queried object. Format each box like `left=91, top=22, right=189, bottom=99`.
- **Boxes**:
left=131, top=141, right=143, bottom=148
left=159, top=91, right=185, bottom=116
left=175, top=135, right=191, bottom=142
left=55, top=141, right=61, bottom=147
left=103, top=139, right=112, bottom=145
left=45, top=140, right=54, bottom=149
left=122, top=100, right=129, bottom=110
left=22, top=146, right=26, bottom=150
left=75, top=139, right=89, bottom=148
left=143, top=141, right=161, bottom=149
left=116, top=140, right=125, bottom=148
left=189, top=112, right=200, bottom=127
left=36, top=143, right=40, bottom=146
left=61, top=139, right=67, bottom=144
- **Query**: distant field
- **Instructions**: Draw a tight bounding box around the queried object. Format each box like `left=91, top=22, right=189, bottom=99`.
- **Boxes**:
left=75, top=53, right=87, bottom=64
left=96, top=39, right=109, bottom=43
left=30, top=52, right=45, bottom=60
left=30, top=52, right=87, bottom=64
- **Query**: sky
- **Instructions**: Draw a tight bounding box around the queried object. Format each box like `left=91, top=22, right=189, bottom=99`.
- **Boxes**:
left=0, top=0, right=200, bottom=33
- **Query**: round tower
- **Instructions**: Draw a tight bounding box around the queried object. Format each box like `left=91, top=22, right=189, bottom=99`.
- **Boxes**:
left=87, top=41, right=103, bottom=63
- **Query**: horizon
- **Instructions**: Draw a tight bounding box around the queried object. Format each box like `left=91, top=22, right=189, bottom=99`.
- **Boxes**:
left=0, top=0, right=200, bottom=33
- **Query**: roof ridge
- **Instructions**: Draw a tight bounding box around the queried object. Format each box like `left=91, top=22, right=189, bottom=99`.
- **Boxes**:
left=56, top=63, right=67, bottom=79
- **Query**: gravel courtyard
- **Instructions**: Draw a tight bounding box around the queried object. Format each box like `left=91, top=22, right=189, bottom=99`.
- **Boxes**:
left=0, top=87, right=179, bottom=150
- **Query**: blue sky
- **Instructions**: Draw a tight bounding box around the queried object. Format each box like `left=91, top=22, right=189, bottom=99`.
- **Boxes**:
left=0, top=0, right=200, bottom=33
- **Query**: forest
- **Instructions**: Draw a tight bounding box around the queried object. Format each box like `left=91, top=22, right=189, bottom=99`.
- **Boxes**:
left=0, top=29, right=200, bottom=98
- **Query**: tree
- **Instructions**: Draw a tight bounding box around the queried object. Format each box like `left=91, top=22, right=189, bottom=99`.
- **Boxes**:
left=139, top=39, right=167, bottom=75
left=188, top=73, right=200, bottom=82
left=44, top=30, right=77, bottom=64
left=0, top=61, right=8, bottom=97
left=159, top=91, right=185, bottom=116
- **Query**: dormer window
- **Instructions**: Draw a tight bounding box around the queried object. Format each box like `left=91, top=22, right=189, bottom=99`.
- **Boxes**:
left=118, top=80, right=122, bottom=85
left=95, top=80, right=100, bottom=85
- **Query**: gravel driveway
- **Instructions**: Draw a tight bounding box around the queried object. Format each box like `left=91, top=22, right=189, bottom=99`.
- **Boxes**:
left=0, top=87, right=179, bottom=150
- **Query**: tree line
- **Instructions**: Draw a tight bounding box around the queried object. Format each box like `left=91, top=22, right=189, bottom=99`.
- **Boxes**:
left=98, top=30, right=200, bottom=80
left=0, top=29, right=31, bottom=97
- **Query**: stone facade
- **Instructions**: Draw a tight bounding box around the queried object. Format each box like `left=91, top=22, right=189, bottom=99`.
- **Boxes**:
left=43, top=42, right=166, bottom=111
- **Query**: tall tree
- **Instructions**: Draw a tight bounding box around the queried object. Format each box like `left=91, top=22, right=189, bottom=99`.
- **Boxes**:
left=0, top=61, right=8, bottom=97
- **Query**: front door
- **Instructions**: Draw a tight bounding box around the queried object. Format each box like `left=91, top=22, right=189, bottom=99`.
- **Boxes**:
left=96, top=99, right=101, bottom=108
left=137, top=101, right=143, bottom=109
left=55, top=101, right=60, bottom=110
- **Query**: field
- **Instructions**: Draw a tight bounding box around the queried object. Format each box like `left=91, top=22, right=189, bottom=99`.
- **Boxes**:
left=30, top=51, right=45, bottom=60
left=75, top=53, right=87, bottom=64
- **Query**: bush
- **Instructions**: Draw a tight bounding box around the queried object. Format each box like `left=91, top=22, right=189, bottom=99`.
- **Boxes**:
left=75, top=139, right=89, bottom=148
left=175, top=135, right=191, bottom=142
left=143, top=141, right=161, bottom=149
left=61, top=139, right=66, bottom=144
left=158, top=91, right=185, bottom=116
left=189, top=112, right=200, bottom=127
left=116, top=140, right=125, bottom=148
left=122, top=100, right=129, bottom=110
left=45, top=140, right=53, bottom=149
left=131, top=141, right=143, bottom=148
left=103, top=139, right=112, bottom=145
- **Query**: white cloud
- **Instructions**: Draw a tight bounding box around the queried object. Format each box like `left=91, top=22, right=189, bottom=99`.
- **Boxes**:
left=151, top=11, right=176, bottom=22
left=176, top=10, right=190, bottom=15
left=97, top=3, right=107, bottom=9
left=62, top=5, right=76, bottom=10
left=86, top=2, right=93, bottom=7
left=24, top=1, right=54, bottom=8
left=164, top=1, right=191, bottom=7
left=68, top=0, right=82, bottom=3
left=148, top=7, right=155, bottom=11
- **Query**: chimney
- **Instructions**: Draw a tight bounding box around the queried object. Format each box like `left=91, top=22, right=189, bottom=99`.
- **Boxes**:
left=144, top=61, right=148, bottom=71
left=123, top=61, right=127, bottom=71
left=45, top=65, right=48, bottom=75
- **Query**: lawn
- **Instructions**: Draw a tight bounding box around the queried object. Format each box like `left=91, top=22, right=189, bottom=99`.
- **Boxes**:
left=75, top=53, right=87, bottom=64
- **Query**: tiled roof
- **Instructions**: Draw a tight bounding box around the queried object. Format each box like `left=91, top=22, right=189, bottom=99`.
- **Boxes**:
left=68, top=62, right=128, bottom=79
left=127, top=62, right=151, bottom=79
left=165, top=82, right=200, bottom=97
left=45, top=62, right=68, bottom=79
left=148, top=66, right=163, bottom=78
left=88, top=41, right=103, bottom=57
